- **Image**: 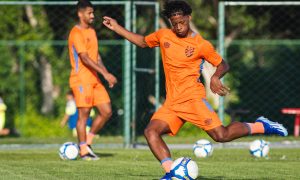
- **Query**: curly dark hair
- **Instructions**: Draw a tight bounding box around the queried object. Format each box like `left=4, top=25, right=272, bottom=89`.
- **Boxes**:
left=162, top=0, right=192, bottom=18
left=77, top=0, right=93, bottom=12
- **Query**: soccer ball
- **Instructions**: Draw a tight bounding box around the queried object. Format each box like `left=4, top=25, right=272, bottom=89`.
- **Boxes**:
left=249, top=139, right=270, bottom=158
left=193, top=139, right=213, bottom=158
left=170, top=157, right=199, bottom=180
left=58, top=142, right=79, bottom=160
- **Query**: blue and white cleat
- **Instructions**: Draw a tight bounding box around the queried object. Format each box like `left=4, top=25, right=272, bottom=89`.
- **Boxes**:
left=87, top=145, right=99, bottom=159
left=80, top=153, right=99, bottom=161
left=160, top=172, right=172, bottom=180
left=256, top=116, right=288, bottom=136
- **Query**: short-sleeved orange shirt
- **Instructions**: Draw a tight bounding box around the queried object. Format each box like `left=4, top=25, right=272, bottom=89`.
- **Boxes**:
left=68, top=25, right=101, bottom=87
left=145, top=29, right=222, bottom=105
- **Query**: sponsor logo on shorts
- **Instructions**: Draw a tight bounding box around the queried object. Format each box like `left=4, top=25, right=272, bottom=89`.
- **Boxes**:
left=204, top=118, right=212, bottom=125
left=85, top=97, right=91, bottom=104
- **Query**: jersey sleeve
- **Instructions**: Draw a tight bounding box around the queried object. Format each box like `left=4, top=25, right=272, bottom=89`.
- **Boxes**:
left=145, top=29, right=165, bottom=48
left=72, top=30, right=86, bottom=54
left=200, top=40, right=222, bottom=67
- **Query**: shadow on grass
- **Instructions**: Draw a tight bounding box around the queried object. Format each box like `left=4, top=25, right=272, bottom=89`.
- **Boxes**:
left=198, top=176, right=225, bottom=179
left=199, top=177, right=261, bottom=180
left=94, top=153, right=114, bottom=157
left=150, top=176, right=225, bottom=180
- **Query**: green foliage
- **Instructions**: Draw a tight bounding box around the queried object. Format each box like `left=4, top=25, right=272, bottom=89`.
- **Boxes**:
left=0, top=2, right=299, bottom=137
left=176, top=123, right=205, bottom=137
left=15, top=104, right=69, bottom=137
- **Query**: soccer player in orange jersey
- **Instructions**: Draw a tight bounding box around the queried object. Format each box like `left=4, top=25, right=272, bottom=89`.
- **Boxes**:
left=103, top=0, right=287, bottom=179
left=68, top=0, right=117, bottom=160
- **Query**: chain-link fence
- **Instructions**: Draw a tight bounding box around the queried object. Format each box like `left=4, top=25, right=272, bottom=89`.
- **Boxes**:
left=1, top=0, right=299, bottom=145
left=220, top=2, right=300, bottom=134
left=0, top=1, right=160, bottom=145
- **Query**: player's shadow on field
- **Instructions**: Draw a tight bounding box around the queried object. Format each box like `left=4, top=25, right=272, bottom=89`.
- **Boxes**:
left=151, top=177, right=224, bottom=180
left=152, top=177, right=260, bottom=180
left=197, top=176, right=225, bottom=180
left=94, top=153, right=114, bottom=157
left=199, top=177, right=260, bottom=180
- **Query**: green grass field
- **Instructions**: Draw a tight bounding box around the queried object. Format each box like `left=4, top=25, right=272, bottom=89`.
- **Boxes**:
left=0, top=146, right=299, bottom=179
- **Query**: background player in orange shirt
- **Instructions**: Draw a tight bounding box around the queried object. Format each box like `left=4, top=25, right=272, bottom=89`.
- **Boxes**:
left=68, top=0, right=117, bottom=160
left=103, top=0, right=287, bottom=179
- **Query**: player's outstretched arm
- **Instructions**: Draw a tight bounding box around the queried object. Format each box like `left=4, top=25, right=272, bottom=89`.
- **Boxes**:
left=210, top=60, right=230, bottom=96
left=103, top=16, right=149, bottom=48
left=60, top=114, right=69, bottom=127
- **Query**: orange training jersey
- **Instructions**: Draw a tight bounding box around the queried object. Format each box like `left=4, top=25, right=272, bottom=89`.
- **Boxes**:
left=68, top=25, right=101, bottom=87
left=145, top=29, right=222, bottom=105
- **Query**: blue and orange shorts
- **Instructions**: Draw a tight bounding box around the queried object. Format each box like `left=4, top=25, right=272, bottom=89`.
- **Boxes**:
left=71, top=83, right=110, bottom=108
left=151, top=98, right=222, bottom=135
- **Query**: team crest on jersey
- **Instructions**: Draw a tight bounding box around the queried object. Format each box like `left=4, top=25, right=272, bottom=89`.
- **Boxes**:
left=164, top=42, right=170, bottom=48
left=185, top=46, right=195, bottom=57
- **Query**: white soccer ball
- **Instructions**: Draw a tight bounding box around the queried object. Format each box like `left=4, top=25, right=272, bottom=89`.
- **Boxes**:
left=193, top=139, right=213, bottom=158
left=58, top=142, right=79, bottom=160
left=249, top=139, right=270, bottom=158
left=170, top=157, right=199, bottom=180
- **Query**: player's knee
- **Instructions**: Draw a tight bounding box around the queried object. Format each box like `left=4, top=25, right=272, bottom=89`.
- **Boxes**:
left=144, top=127, right=158, bottom=140
left=103, top=109, right=112, bottom=120
left=108, top=110, right=112, bottom=118
left=211, top=132, right=228, bottom=143
left=144, top=127, right=151, bottom=138
left=78, top=115, right=89, bottom=123
left=213, top=136, right=226, bottom=143
left=106, top=110, right=113, bottom=119
left=78, top=108, right=90, bottom=119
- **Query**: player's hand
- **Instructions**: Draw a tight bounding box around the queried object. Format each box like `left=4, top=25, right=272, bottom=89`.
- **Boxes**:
left=104, top=73, right=117, bottom=88
left=210, top=75, right=230, bottom=96
left=103, top=16, right=118, bottom=31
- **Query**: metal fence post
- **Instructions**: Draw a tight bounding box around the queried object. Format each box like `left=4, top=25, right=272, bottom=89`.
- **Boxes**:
left=18, top=44, right=25, bottom=134
left=218, top=1, right=225, bottom=123
left=123, top=1, right=132, bottom=148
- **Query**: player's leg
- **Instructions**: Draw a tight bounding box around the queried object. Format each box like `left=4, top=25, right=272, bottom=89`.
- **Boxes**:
left=87, top=102, right=112, bottom=145
left=72, top=85, right=98, bottom=160
left=144, top=120, right=173, bottom=180
left=86, top=83, right=112, bottom=146
left=200, top=99, right=287, bottom=142
left=77, top=107, right=93, bottom=155
left=177, top=99, right=249, bottom=142
left=144, top=120, right=172, bottom=162
left=207, top=116, right=288, bottom=142
left=144, top=106, right=184, bottom=180
left=77, top=107, right=90, bottom=143
left=179, top=98, right=287, bottom=143
left=0, top=128, right=10, bottom=136
left=206, top=122, right=250, bottom=142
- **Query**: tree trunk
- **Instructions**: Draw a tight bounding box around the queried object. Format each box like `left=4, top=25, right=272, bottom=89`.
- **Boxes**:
left=39, top=56, right=54, bottom=114
left=25, top=5, right=54, bottom=114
